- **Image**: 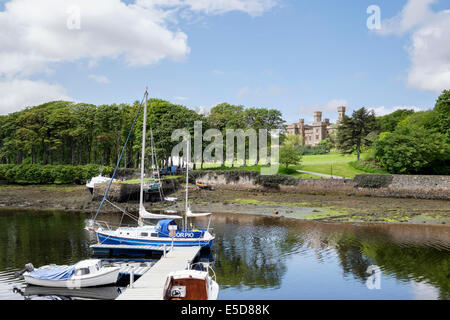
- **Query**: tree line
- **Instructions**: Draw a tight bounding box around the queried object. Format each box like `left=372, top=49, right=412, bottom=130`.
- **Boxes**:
left=335, top=90, right=449, bottom=174
left=1, top=90, right=448, bottom=177
left=0, top=99, right=285, bottom=170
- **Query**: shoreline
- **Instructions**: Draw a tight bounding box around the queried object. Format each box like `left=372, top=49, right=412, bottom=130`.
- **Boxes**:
left=0, top=184, right=449, bottom=226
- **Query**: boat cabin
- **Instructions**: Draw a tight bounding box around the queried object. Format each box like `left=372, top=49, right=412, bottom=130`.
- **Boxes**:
left=163, top=270, right=212, bottom=300
left=74, top=259, right=102, bottom=276
left=156, top=219, right=206, bottom=239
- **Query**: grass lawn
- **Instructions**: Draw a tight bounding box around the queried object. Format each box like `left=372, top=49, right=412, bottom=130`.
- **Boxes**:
left=293, top=152, right=366, bottom=178
left=191, top=152, right=387, bottom=179
left=198, top=162, right=325, bottom=179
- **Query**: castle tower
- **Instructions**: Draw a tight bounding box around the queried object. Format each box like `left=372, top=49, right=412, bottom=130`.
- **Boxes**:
left=337, top=106, right=346, bottom=124
left=313, top=112, right=322, bottom=124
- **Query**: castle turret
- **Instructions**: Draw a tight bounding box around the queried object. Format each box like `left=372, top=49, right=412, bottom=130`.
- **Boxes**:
left=337, top=106, right=346, bottom=124
left=313, top=112, right=322, bottom=124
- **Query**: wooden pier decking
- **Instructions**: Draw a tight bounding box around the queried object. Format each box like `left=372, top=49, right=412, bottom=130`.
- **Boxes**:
left=90, top=243, right=170, bottom=256
left=116, top=246, right=201, bottom=300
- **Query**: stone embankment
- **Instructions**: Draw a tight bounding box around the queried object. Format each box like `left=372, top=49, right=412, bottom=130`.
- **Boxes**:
left=189, top=171, right=450, bottom=200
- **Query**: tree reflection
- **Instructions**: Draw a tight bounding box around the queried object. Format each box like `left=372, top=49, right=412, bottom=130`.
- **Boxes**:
left=212, top=215, right=303, bottom=290
left=0, top=210, right=90, bottom=270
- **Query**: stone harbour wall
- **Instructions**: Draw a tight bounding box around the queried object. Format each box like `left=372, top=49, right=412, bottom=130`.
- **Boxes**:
left=193, top=171, right=450, bottom=200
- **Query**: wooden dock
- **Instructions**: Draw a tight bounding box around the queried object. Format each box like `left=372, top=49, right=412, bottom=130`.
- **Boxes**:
left=116, top=246, right=201, bottom=300
left=90, top=243, right=169, bottom=256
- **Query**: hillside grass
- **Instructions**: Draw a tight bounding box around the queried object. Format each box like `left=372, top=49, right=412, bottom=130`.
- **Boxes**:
left=293, top=152, right=367, bottom=178
left=198, top=152, right=385, bottom=178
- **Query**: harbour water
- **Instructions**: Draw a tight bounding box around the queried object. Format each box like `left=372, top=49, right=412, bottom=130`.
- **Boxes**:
left=0, top=209, right=449, bottom=300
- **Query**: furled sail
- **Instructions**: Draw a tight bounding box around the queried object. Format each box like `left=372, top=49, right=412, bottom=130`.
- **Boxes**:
left=139, top=204, right=182, bottom=220
left=186, top=207, right=212, bottom=218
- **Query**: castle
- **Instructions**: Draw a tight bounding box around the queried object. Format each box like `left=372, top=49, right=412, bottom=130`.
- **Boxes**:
left=286, top=107, right=346, bottom=146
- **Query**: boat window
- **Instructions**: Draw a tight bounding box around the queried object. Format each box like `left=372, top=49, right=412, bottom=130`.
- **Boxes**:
left=151, top=233, right=158, bottom=237
left=141, top=232, right=148, bottom=237
left=75, top=268, right=90, bottom=276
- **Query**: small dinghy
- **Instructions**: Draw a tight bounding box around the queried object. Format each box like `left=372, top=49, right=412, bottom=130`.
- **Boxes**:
left=196, top=182, right=213, bottom=190
left=163, top=263, right=219, bottom=300
left=20, top=259, right=120, bottom=288
left=86, top=175, right=117, bottom=194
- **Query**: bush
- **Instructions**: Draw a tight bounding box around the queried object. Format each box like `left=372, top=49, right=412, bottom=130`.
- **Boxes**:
left=349, top=160, right=387, bottom=174
left=0, top=164, right=113, bottom=185
left=299, top=144, right=329, bottom=155
left=374, top=126, right=449, bottom=174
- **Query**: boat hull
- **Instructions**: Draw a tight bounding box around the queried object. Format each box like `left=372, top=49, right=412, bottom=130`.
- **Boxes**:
left=24, top=268, right=120, bottom=288
left=96, top=231, right=214, bottom=249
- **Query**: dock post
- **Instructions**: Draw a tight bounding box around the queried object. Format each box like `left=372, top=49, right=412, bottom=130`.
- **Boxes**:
left=130, top=266, right=135, bottom=288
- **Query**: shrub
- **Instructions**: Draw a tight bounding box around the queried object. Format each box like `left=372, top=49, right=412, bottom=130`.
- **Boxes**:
left=374, top=126, right=449, bottom=174
left=0, top=164, right=112, bottom=185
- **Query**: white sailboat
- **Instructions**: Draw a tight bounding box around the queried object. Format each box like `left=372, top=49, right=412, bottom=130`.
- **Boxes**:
left=87, top=89, right=215, bottom=249
left=21, top=259, right=120, bottom=288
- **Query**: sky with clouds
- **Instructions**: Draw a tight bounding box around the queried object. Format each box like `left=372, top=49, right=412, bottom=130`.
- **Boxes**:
left=0, top=0, right=449, bottom=123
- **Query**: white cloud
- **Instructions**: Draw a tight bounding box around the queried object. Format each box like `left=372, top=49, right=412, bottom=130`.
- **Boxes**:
left=299, top=99, right=348, bottom=114
left=139, top=0, right=278, bottom=17
left=0, top=79, right=72, bottom=115
left=371, top=105, right=423, bottom=116
left=173, top=96, right=189, bottom=101
left=237, top=86, right=250, bottom=98
left=213, top=69, right=225, bottom=75
left=376, top=0, right=450, bottom=92
left=407, top=10, right=450, bottom=92
left=378, top=0, right=436, bottom=35
left=89, top=74, right=110, bottom=84
left=0, top=0, right=190, bottom=78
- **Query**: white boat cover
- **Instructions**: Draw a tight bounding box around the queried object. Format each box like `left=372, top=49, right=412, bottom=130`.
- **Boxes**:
left=139, top=205, right=182, bottom=220
left=29, top=266, right=75, bottom=280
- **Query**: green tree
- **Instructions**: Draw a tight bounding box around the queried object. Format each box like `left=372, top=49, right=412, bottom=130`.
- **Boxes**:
left=433, top=90, right=450, bottom=140
left=284, top=134, right=303, bottom=152
left=336, top=107, right=378, bottom=161
left=374, top=126, right=449, bottom=174
left=279, top=144, right=301, bottom=171
left=376, top=109, right=415, bottom=133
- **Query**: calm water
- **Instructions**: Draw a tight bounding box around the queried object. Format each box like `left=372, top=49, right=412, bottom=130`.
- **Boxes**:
left=0, top=209, right=449, bottom=300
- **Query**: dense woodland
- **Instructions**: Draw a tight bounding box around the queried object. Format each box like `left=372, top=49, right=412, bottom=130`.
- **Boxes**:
left=335, top=90, right=450, bottom=174
left=0, top=90, right=448, bottom=183
left=0, top=99, right=284, bottom=169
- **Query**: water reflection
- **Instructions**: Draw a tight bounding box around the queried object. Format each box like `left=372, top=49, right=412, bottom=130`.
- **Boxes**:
left=211, top=214, right=450, bottom=300
left=0, top=209, right=448, bottom=300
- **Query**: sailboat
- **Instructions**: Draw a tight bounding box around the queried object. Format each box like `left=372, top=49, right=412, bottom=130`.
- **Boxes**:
left=87, top=89, right=215, bottom=249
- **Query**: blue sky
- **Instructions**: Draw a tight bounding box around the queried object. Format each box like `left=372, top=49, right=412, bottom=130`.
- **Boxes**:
left=1, top=0, right=449, bottom=124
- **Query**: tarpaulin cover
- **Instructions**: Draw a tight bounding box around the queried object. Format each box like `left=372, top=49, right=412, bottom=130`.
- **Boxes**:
left=29, top=266, right=76, bottom=280
left=156, top=219, right=177, bottom=237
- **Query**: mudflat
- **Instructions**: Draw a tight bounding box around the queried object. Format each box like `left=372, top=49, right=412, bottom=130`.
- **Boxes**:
left=0, top=184, right=448, bottom=225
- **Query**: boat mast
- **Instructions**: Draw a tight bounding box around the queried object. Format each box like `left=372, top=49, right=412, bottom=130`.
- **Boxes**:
left=139, top=89, right=149, bottom=227
left=185, top=138, right=190, bottom=230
